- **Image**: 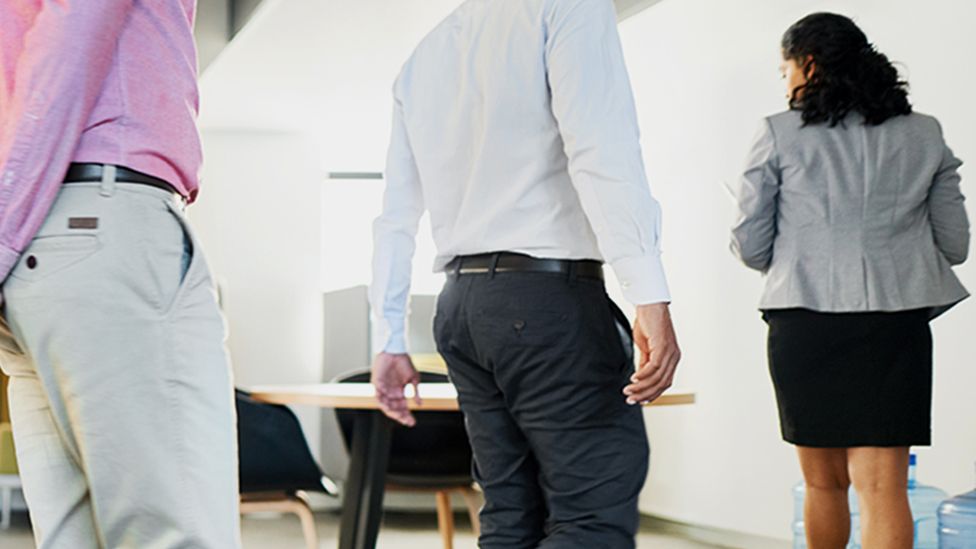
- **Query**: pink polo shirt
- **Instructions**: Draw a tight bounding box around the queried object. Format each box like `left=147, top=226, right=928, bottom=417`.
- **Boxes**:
left=0, top=0, right=202, bottom=284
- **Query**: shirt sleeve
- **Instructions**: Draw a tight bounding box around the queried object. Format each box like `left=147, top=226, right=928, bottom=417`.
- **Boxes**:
left=0, top=1, right=135, bottom=283
left=544, top=0, right=670, bottom=305
left=730, top=119, right=781, bottom=272
left=369, top=96, right=426, bottom=354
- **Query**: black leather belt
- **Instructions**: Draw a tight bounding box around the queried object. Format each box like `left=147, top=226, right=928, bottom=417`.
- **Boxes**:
left=447, top=252, right=604, bottom=281
left=63, top=163, right=181, bottom=197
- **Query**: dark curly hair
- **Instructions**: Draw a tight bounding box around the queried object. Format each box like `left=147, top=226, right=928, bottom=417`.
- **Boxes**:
left=782, top=13, right=912, bottom=126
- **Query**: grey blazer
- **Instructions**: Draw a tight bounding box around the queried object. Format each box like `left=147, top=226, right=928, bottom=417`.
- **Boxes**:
left=731, top=110, right=970, bottom=317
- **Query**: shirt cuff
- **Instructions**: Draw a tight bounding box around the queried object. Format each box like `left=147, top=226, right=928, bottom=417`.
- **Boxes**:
left=611, top=254, right=671, bottom=305
left=377, top=320, right=408, bottom=355
left=0, top=244, right=20, bottom=285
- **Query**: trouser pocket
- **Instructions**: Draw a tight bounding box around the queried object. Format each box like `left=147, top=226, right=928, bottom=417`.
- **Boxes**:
left=2, top=188, right=105, bottom=303
left=7, top=235, right=102, bottom=284
left=158, top=200, right=205, bottom=316
left=180, top=231, right=193, bottom=283
left=607, top=297, right=635, bottom=371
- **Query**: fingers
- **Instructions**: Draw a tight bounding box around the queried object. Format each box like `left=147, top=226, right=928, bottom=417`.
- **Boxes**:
left=623, top=348, right=681, bottom=404
left=377, top=390, right=416, bottom=427
left=632, top=325, right=677, bottom=380
left=370, top=352, right=420, bottom=427
left=410, top=378, right=423, bottom=407
left=631, top=307, right=678, bottom=380
left=373, top=382, right=415, bottom=427
left=380, top=406, right=416, bottom=427
left=625, top=334, right=681, bottom=401
left=628, top=356, right=667, bottom=391
left=631, top=345, right=666, bottom=380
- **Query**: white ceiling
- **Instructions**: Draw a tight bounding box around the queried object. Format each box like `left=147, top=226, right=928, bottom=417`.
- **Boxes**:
left=198, top=0, right=667, bottom=172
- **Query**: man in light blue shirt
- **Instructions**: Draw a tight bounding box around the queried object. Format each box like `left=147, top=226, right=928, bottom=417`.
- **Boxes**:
left=370, top=1, right=680, bottom=546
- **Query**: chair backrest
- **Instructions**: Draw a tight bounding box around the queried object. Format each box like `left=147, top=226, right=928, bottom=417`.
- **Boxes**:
left=334, top=370, right=473, bottom=480
left=236, top=389, right=331, bottom=494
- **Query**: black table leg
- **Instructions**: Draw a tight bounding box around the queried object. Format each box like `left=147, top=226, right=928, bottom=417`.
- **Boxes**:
left=338, top=411, right=394, bottom=549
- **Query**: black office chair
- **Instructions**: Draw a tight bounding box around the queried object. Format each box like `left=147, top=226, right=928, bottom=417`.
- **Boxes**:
left=335, top=371, right=480, bottom=549
left=236, top=389, right=338, bottom=549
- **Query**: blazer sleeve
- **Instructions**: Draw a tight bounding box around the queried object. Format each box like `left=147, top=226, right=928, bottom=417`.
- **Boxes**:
left=730, top=118, right=781, bottom=272
left=927, top=126, right=969, bottom=266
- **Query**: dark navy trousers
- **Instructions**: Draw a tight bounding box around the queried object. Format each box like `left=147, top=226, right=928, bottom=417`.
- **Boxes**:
left=434, top=270, right=648, bottom=549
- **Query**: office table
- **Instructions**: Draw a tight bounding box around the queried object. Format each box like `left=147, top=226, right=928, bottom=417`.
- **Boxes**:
left=248, top=382, right=695, bottom=549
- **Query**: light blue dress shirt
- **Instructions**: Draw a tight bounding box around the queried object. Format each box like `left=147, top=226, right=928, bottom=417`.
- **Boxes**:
left=371, top=0, right=670, bottom=353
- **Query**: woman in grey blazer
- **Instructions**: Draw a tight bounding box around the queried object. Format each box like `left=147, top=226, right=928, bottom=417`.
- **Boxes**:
left=731, top=13, right=969, bottom=549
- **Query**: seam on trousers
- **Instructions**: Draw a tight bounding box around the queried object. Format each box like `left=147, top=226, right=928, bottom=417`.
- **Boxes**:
left=162, top=313, right=202, bottom=542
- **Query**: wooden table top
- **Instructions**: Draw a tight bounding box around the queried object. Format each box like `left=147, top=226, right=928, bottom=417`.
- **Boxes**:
left=247, top=382, right=696, bottom=411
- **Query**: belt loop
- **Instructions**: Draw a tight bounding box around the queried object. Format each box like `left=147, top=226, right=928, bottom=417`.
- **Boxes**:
left=99, top=164, right=117, bottom=197
left=453, top=257, right=462, bottom=277
left=567, top=261, right=578, bottom=286
left=489, top=253, right=501, bottom=280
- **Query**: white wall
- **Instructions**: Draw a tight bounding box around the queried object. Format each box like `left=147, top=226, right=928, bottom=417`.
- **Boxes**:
left=199, top=0, right=464, bottom=173
left=193, top=0, right=463, bottom=506
left=321, top=181, right=443, bottom=296
left=199, top=0, right=460, bottom=296
left=618, top=0, right=976, bottom=540
left=188, top=130, right=325, bottom=452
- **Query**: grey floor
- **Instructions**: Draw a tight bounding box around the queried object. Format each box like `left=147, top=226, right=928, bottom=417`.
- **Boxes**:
left=0, top=510, right=724, bottom=548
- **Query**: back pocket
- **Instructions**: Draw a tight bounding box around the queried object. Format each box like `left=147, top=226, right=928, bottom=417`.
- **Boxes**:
left=9, top=234, right=101, bottom=283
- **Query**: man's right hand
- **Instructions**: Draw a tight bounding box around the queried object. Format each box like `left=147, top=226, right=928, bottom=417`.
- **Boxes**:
left=624, top=303, right=681, bottom=405
left=371, top=352, right=422, bottom=427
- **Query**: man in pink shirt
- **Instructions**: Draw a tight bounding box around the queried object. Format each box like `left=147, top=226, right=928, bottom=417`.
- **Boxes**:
left=0, top=2, right=241, bottom=547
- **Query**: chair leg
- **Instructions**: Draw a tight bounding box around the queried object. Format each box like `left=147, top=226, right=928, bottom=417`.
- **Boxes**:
left=435, top=490, right=455, bottom=549
left=289, top=493, right=319, bottom=549
left=240, top=492, right=318, bottom=549
left=460, top=486, right=481, bottom=537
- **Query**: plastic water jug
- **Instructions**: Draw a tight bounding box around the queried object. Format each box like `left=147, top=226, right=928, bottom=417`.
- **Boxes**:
left=908, top=454, right=947, bottom=548
left=938, top=462, right=976, bottom=548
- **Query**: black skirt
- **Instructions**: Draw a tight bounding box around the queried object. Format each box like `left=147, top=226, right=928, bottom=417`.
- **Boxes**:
left=764, top=308, right=933, bottom=447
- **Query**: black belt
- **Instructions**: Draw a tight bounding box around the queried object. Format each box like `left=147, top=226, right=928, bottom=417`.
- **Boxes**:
left=63, top=163, right=182, bottom=197
left=447, top=252, right=604, bottom=281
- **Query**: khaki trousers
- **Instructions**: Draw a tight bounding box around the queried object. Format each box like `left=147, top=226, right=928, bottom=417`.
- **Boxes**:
left=0, top=171, right=240, bottom=548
